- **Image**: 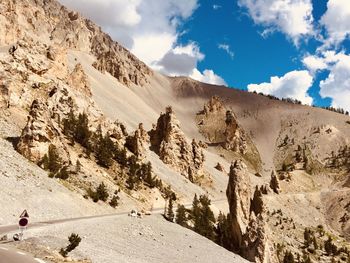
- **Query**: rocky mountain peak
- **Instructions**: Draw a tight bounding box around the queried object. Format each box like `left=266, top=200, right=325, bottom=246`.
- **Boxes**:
left=149, top=107, right=204, bottom=180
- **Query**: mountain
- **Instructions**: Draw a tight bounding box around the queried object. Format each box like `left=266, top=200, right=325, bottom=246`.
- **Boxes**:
left=1, top=0, right=350, bottom=262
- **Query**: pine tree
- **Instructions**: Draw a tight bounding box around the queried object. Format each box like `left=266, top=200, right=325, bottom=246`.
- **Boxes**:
left=60, top=233, right=81, bottom=257
left=56, top=165, right=69, bottom=180
left=43, top=144, right=62, bottom=174
left=166, top=198, right=175, bottom=222
left=175, top=204, right=188, bottom=227
left=95, top=132, right=115, bottom=168
left=189, top=194, right=200, bottom=224
left=115, top=147, right=128, bottom=168
left=283, top=250, right=295, bottom=263
left=74, top=112, right=91, bottom=148
left=215, top=212, right=234, bottom=251
left=95, top=182, right=109, bottom=202
left=304, top=228, right=312, bottom=247
left=63, top=109, right=77, bottom=143
left=109, top=190, right=120, bottom=208
left=195, top=195, right=216, bottom=241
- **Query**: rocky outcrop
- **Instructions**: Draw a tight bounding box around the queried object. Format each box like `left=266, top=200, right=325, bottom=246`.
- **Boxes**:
left=149, top=107, right=205, bottom=180
left=215, top=162, right=225, bottom=173
left=67, top=63, right=92, bottom=97
left=197, top=97, right=248, bottom=155
left=92, top=50, right=150, bottom=87
left=226, top=160, right=268, bottom=262
left=203, top=95, right=225, bottom=115
left=17, top=99, right=69, bottom=164
left=0, top=0, right=151, bottom=88
left=125, top=123, right=149, bottom=158
left=223, top=110, right=247, bottom=154
left=226, top=160, right=252, bottom=251
left=270, top=171, right=280, bottom=194
left=241, top=214, right=267, bottom=263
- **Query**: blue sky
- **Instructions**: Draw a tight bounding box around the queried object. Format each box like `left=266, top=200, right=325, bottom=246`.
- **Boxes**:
left=177, top=0, right=349, bottom=108
left=60, top=0, right=350, bottom=110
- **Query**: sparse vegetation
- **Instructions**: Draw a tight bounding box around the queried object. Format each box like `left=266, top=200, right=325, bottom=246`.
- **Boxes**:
left=59, top=233, right=81, bottom=258
left=88, top=182, right=109, bottom=203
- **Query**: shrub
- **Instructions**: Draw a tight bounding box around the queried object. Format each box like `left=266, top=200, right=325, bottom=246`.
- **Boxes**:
left=59, top=233, right=81, bottom=257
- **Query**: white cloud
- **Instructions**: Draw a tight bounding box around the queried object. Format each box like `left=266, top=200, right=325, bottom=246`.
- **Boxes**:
left=132, top=33, right=176, bottom=65
left=302, top=50, right=348, bottom=71
left=213, top=4, right=222, bottom=10
left=302, top=55, right=328, bottom=72
left=247, top=70, right=313, bottom=104
left=319, top=54, right=350, bottom=111
left=59, top=0, right=226, bottom=84
left=320, top=0, right=350, bottom=46
left=155, top=42, right=204, bottom=76
left=218, top=44, right=235, bottom=59
left=190, top=69, right=227, bottom=86
left=238, top=0, right=314, bottom=45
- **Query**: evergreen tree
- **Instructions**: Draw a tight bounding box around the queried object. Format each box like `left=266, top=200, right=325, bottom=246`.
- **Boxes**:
left=63, top=109, right=77, bottom=143
left=109, top=190, right=120, bottom=208
left=95, top=132, right=115, bottom=168
left=60, top=233, right=81, bottom=257
left=56, top=165, right=69, bottom=180
left=95, top=182, right=109, bottom=202
left=74, top=112, right=91, bottom=148
left=325, top=236, right=338, bottom=256
left=175, top=204, right=188, bottom=227
left=215, top=212, right=234, bottom=251
left=190, top=194, right=200, bottom=221
left=196, top=195, right=216, bottom=241
left=283, top=250, right=295, bottom=263
left=43, top=144, right=62, bottom=174
left=115, top=147, right=128, bottom=168
left=166, top=198, right=175, bottom=222
left=304, top=228, right=312, bottom=247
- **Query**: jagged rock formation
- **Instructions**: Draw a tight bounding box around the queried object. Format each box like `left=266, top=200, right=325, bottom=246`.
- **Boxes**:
left=270, top=171, right=280, bottom=194
left=17, top=99, right=69, bottom=164
left=204, top=95, right=225, bottom=115
left=0, top=0, right=151, bottom=89
left=149, top=107, right=205, bottom=180
left=226, top=160, right=252, bottom=251
left=125, top=123, right=149, bottom=158
left=241, top=214, right=267, bottom=263
left=67, top=63, right=92, bottom=97
left=223, top=110, right=247, bottom=154
left=197, top=96, right=250, bottom=155
left=226, top=160, right=268, bottom=262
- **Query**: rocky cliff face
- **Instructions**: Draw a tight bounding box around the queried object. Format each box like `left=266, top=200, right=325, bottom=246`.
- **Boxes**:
left=0, top=0, right=151, bottom=89
left=226, top=160, right=268, bottom=262
left=17, top=99, right=69, bottom=164
left=126, top=123, right=149, bottom=159
left=67, top=63, right=92, bottom=97
left=226, top=160, right=252, bottom=251
left=223, top=110, right=247, bottom=154
left=149, top=107, right=205, bottom=180
left=198, top=96, right=248, bottom=154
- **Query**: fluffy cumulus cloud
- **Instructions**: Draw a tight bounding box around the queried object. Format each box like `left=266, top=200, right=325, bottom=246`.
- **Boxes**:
left=319, top=54, right=350, bottom=111
left=303, top=50, right=349, bottom=71
left=155, top=42, right=204, bottom=76
left=238, top=0, right=314, bottom=44
left=247, top=70, right=313, bottom=104
left=320, top=0, right=350, bottom=46
left=59, top=0, right=226, bottom=85
left=190, top=69, right=227, bottom=86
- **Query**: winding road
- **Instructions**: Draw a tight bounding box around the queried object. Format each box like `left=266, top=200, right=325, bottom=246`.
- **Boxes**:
left=0, top=198, right=228, bottom=262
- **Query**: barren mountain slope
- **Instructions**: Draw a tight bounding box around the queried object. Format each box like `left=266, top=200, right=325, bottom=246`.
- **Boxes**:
left=1, top=0, right=350, bottom=262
